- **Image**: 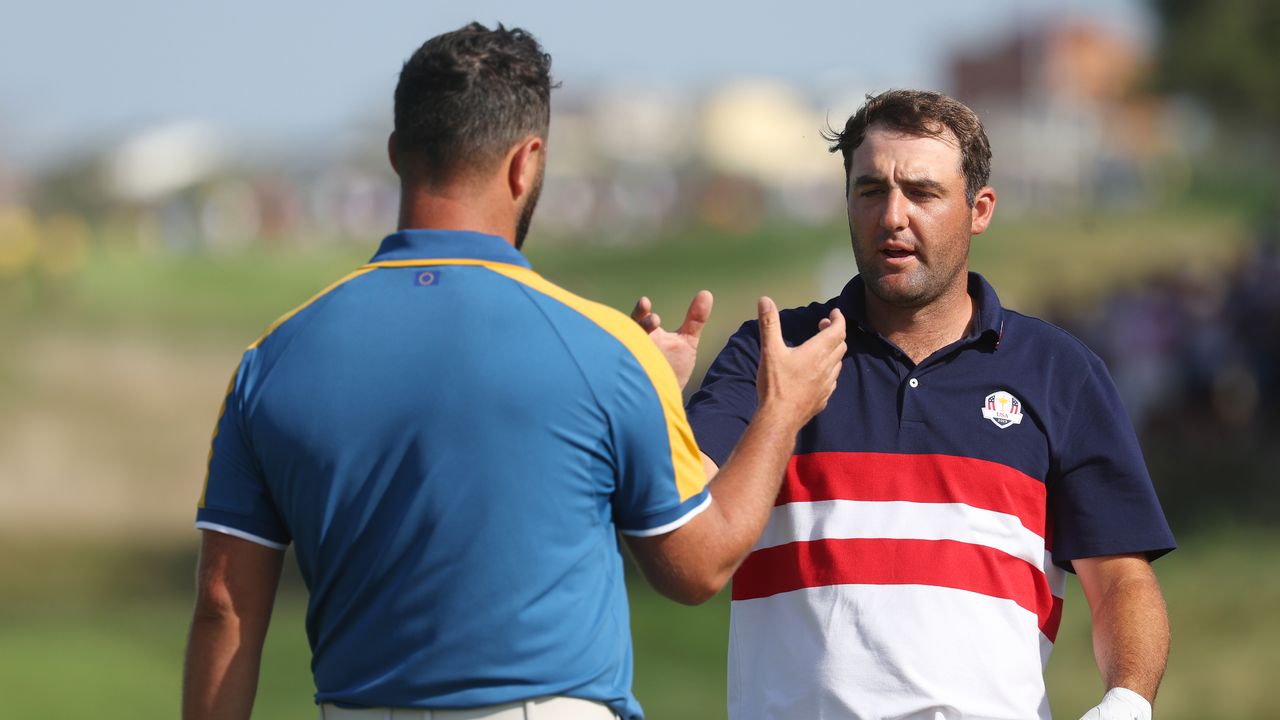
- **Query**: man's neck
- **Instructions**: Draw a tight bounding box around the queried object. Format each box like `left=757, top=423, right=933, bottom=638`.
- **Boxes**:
left=396, top=182, right=516, bottom=247
left=864, top=281, right=975, bottom=365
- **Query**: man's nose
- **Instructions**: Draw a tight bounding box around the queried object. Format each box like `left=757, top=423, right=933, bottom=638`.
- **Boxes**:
left=879, top=189, right=908, bottom=232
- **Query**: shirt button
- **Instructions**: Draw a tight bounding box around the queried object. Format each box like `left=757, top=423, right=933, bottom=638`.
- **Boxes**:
left=908, top=378, right=919, bottom=388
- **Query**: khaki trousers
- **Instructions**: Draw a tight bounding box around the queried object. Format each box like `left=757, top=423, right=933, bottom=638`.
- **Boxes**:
left=318, top=696, right=620, bottom=719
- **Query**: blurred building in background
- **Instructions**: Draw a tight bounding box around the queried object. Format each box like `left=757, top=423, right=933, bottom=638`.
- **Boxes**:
left=0, top=19, right=1179, bottom=251
left=949, top=19, right=1200, bottom=214
left=8, top=16, right=1266, bottom=493
left=3, top=16, right=1216, bottom=264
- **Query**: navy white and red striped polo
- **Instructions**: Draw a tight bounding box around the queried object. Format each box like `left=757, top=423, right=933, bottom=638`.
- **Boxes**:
left=687, top=272, right=1174, bottom=720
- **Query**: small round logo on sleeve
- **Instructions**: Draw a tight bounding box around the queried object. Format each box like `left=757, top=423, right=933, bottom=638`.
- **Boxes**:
left=982, top=390, right=1024, bottom=428
left=415, top=270, right=438, bottom=286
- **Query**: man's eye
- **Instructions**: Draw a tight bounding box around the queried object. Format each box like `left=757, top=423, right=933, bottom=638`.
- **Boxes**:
left=859, top=188, right=885, bottom=197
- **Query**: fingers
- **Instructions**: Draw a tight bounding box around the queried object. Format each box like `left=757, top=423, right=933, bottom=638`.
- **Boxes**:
left=676, top=290, right=713, bottom=340
left=757, top=296, right=782, bottom=353
left=807, top=309, right=847, bottom=408
left=761, top=303, right=847, bottom=359
left=814, top=309, right=846, bottom=335
left=634, top=293, right=711, bottom=338
left=810, top=348, right=843, bottom=414
left=631, top=296, right=651, bottom=323
left=797, top=309, right=846, bottom=358
left=814, top=309, right=846, bottom=349
left=825, top=335, right=845, bottom=383
left=827, top=308, right=846, bottom=334
left=630, top=296, right=663, bottom=333
left=827, top=338, right=847, bottom=366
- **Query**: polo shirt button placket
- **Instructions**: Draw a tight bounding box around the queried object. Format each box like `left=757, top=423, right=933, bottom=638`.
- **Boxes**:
left=899, top=370, right=928, bottom=428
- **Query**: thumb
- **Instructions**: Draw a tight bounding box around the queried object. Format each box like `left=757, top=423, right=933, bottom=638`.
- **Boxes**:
left=757, top=296, right=782, bottom=353
left=823, top=308, right=847, bottom=340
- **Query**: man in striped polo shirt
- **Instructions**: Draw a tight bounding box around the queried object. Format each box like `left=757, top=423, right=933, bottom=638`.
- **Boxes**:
left=637, top=90, right=1174, bottom=720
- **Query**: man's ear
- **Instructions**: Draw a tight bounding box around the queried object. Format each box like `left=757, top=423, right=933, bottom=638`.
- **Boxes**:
left=970, top=186, right=997, bottom=236
left=507, top=135, right=544, bottom=202
left=387, top=132, right=401, bottom=176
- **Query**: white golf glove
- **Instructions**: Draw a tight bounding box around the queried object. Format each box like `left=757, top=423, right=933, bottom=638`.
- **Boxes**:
left=1078, top=687, right=1151, bottom=720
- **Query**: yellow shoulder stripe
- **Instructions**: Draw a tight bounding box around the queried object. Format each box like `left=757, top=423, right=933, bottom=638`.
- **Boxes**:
left=367, top=257, right=706, bottom=500
left=248, top=259, right=492, bottom=350
left=203, top=264, right=377, bottom=508
left=198, top=370, right=238, bottom=510
left=215, top=257, right=705, bottom=510
left=482, top=263, right=709, bottom=502
left=248, top=266, right=377, bottom=349
left=362, top=258, right=522, bottom=271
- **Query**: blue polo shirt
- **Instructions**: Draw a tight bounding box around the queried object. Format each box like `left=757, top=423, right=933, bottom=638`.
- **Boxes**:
left=196, top=230, right=709, bottom=719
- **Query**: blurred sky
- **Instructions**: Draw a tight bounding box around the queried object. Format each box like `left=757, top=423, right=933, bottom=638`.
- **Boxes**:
left=0, top=0, right=1151, bottom=172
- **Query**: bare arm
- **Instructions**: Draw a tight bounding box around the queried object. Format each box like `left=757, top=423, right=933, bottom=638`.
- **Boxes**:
left=183, top=530, right=285, bottom=720
left=1074, top=554, right=1170, bottom=707
left=626, top=297, right=845, bottom=604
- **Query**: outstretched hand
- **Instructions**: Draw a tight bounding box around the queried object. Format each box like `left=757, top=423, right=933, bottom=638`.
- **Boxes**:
left=755, top=296, right=846, bottom=429
left=631, top=290, right=713, bottom=391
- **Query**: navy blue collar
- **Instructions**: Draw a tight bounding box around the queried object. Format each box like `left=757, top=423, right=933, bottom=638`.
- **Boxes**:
left=369, top=229, right=532, bottom=269
left=839, top=271, right=1005, bottom=348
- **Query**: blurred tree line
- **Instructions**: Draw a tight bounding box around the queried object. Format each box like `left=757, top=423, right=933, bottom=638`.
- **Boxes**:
left=1152, top=0, right=1280, bottom=137
left=1092, top=0, right=1280, bottom=531
left=1151, top=0, right=1280, bottom=209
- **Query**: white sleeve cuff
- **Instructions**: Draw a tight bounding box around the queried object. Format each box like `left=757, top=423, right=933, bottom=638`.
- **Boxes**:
left=618, top=494, right=713, bottom=537
left=195, top=521, right=288, bottom=550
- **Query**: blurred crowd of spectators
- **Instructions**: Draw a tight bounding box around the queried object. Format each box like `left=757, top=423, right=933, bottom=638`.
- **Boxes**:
left=1048, top=218, right=1280, bottom=526
left=1053, top=219, right=1280, bottom=440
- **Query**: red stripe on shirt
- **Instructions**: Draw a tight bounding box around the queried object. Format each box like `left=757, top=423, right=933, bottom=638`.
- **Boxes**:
left=732, top=537, right=1062, bottom=641
left=780, top=452, right=1049, bottom=541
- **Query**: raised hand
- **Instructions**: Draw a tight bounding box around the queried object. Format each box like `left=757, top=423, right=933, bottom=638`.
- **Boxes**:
left=631, top=290, right=714, bottom=391
left=755, top=297, right=846, bottom=429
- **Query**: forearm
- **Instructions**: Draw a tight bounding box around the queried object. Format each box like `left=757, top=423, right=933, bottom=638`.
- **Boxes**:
left=184, top=531, right=283, bottom=720
left=634, top=406, right=802, bottom=604
left=626, top=297, right=844, bottom=604
left=1085, top=562, right=1170, bottom=704
left=183, top=608, right=266, bottom=720
left=700, top=406, right=802, bottom=576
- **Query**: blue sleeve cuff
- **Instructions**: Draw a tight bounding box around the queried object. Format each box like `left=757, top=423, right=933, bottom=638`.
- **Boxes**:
left=617, top=489, right=712, bottom=537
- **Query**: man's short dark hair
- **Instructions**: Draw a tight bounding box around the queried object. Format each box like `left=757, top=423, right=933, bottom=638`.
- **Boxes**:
left=824, top=89, right=992, bottom=206
left=394, top=22, right=553, bottom=185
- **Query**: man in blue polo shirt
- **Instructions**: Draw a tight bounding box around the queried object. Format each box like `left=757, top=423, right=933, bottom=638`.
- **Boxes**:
left=636, top=90, right=1174, bottom=720
left=181, top=22, right=846, bottom=720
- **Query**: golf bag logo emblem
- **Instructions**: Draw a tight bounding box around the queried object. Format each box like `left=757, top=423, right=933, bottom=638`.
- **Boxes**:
left=982, top=390, right=1024, bottom=429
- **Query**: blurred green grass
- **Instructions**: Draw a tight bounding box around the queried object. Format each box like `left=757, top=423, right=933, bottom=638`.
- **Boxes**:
left=4, top=206, right=1246, bottom=353
left=0, top=205, right=1268, bottom=718
left=1, top=529, right=1277, bottom=718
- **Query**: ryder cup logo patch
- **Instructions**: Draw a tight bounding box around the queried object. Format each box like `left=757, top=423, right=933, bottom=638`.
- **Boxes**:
left=982, top=390, right=1024, bottom=429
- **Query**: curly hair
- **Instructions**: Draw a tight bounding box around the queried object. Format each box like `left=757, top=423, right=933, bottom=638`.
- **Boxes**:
left=824, top=89, right=992, bottom=206
left=394, top=22, right=554, bottom=185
